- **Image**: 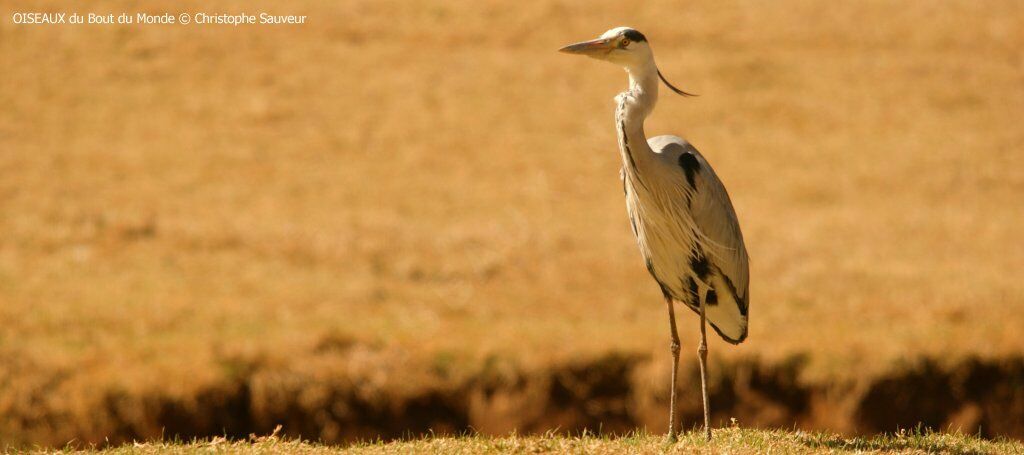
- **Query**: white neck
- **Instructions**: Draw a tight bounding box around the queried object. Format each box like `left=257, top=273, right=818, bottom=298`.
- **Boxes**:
left=610, top=60, right=659, bottom=167
left=616, top=59, right=660, bottom=185
left=624, top=60, right=660, bottom=123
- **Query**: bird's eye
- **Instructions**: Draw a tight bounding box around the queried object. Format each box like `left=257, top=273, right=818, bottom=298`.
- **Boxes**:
left=621, top=38, right=630, bottom=47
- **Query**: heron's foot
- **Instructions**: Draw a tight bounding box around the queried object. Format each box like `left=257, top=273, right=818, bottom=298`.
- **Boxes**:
left=704, top=427, right=712, bottom=442
left=664, top=432, right=678, bottom=445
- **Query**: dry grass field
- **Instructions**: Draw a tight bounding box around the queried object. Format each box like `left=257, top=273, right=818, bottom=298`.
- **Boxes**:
left=21, top=428, right=1024, bottom=455
left=1, top=0, right=1023, bottom=449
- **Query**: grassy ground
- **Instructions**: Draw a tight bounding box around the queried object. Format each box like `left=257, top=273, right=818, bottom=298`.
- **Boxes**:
left=23, top=428, right=1024, bottom=454
left=2, top=0, right=1023, bottom=446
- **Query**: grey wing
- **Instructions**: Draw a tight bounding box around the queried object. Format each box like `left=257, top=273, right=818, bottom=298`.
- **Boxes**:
left=650, top=135, right=750, bottom=342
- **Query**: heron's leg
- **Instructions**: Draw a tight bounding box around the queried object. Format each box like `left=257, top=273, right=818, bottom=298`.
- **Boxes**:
left=698, top=289, right=712, bottom=441
left=665, top=295, right=681, bottom=443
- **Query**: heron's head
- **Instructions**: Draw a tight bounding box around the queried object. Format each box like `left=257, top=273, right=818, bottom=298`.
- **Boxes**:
left=559, top=27, right=696, bottom=97
left=559, top=27, right=653, bottom=69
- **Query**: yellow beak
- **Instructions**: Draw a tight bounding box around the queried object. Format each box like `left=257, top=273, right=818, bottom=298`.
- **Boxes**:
left=558, top=38, right=615, bottom=55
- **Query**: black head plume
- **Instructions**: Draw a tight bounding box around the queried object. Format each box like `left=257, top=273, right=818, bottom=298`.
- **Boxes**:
left=657, top=69, right=698, bottom=97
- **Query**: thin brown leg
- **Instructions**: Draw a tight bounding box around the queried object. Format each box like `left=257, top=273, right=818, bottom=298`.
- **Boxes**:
left=698, top=292, right=712, bottom=441
left=665, top=296, right=681, bottom=443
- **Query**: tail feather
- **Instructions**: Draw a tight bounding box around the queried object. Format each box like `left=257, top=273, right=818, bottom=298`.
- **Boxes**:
left=703, top=273, right=748, bottom=344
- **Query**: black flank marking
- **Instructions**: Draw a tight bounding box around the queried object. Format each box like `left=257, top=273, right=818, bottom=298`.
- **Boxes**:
left=690, top=252, right=710, bottom=281
left=622, top=29, right=647, bottom=42
left=678, top=152, right=700, bottom=189
left=706, top=289, right=718, bottom=305
left=688, top=249, right=716, bottom=306
left=680, top=262, right=748, bottom=344
left=687, top=277, right=699, bottom=309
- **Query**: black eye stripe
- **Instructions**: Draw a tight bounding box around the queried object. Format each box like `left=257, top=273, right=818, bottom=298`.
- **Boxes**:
left=622, top=29, right=647, bottom=42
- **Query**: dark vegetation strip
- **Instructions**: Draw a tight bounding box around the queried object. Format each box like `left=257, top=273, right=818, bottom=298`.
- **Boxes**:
left=3, top=354, right=1023, bottom=448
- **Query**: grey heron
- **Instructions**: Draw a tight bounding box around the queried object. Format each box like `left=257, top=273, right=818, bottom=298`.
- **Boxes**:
left=559, top=27, right=750, bottom=442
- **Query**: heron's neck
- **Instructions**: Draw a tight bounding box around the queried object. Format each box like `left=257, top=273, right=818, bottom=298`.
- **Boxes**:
left=628, top=62, right=659, bottom=116
left=616, top=62, right=659, bottom=173
left=617, top=61, right=659, bottom=136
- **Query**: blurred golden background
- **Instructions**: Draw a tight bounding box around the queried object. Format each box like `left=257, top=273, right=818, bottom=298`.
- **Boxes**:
left=1, top=0, right=1022, bottom=447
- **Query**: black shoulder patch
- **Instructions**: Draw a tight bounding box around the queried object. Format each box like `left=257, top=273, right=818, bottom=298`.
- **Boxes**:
left=622, top=29, right=647, bottom=42
left=678, top=152, right=700, bottom=189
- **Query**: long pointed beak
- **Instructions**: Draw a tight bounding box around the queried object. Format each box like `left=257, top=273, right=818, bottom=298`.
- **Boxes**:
left=558, top=38, right=614, bottom=55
